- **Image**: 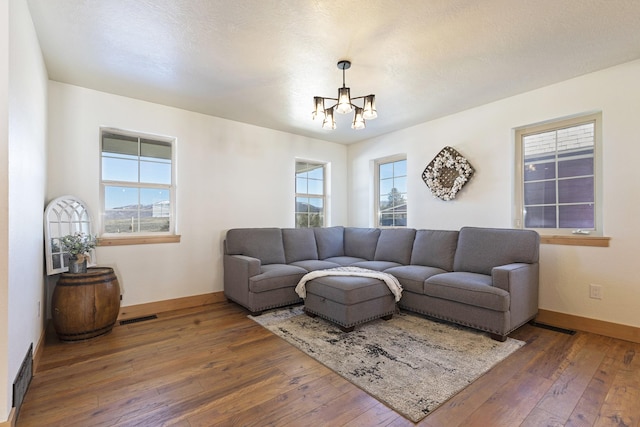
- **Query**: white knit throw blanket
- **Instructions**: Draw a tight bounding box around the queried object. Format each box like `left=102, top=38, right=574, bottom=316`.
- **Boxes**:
left=295, top=266, right=403, bottom=302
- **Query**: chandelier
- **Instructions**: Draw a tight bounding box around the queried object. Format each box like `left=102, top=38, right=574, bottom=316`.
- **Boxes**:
left=312, top=60, right=377, bottom=130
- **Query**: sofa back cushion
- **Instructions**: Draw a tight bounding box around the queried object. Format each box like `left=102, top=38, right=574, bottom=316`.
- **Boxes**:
left=314, top=226, right=344, bottom=259
left=374, top=228, right=416, bottom=264
left=225, top=228, right=286, bottom=265
left=453, top=226, right=540, bottom=275
left=282, top=228, right=319, bottom=263
left=344, top=227, right=381, bottom=260
left=410, top=229, right=459, bottom=271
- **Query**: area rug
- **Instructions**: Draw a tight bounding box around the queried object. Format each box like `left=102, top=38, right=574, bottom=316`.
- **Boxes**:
left=250, top=306, right=524, bottom=422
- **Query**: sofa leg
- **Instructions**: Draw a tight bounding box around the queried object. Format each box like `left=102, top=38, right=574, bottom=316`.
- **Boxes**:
left=250, top=310, right=263, bottom=316
left=489, top=333, right=507, bottom=342
left=381, top=314, right=393, bottom=321
left=340, top=325, right=355, bottom=333
left=304, top=308, right=317, bottom=318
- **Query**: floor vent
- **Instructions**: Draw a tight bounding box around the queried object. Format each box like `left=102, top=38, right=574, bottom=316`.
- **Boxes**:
left=119, top=314, right=158, bottom=325
left=531, top=321, right=576, bottom=335
left=13, top=343, right=33, bottom=418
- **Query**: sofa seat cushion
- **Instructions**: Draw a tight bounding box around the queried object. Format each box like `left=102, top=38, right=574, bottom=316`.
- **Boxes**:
left=249, top=264, right=308, bottom=293
left=351, top=260, right=402, bottom=271
left=290, top=260, right=342, bottom=271
left=384, top=265, right=447, bottom=293
left=322, top=256, right=368, bottom=266
left=424, top=272, right=509, bottom=312
left=305, top=275, right=392, bottom=305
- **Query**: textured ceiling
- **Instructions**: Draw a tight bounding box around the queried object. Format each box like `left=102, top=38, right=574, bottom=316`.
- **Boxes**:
left=26, top=0, right=640, bottom=144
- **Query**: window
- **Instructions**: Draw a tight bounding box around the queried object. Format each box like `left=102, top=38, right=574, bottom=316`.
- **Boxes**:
left=376, top=156, right=407, bottom=227
left=515, top=113, right=601, bottom=234
left=295, top=161, right=325, bottom=228
left=101, top=129, right=175, bottom=235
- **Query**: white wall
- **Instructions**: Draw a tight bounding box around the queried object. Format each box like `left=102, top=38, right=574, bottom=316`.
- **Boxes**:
left=348, top=60, right=640, bottom=329
left=0, top=1, right=9, bottom=421
left=46, top=82, right=348, bottom=307
left=1, top=0, right=48, bottom=421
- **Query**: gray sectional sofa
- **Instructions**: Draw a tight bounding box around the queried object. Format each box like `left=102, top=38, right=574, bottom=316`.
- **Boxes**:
left=224, top=226, right=540, bottom=341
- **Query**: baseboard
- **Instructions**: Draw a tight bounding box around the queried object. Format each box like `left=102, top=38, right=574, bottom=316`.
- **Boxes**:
left=33, top=327, right=46, bottom=374
left=536, top=309, right=640, bottom=344
left=117, top=292, right=226, bottom=321
left=0, top=407, right=16, bottom=427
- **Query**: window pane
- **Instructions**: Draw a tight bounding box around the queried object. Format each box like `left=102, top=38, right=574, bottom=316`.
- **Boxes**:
left=524, top=206, right=556, bottom=228
left=524, top=161, right=555, bottom=181
left=524, top=181, right=556, bottom=205
left=379, top=163, right=394, bottom=179
left=559, top=204, right=594, bottom=228
left=379, top=178, right=394, bottom=196
left=104, top=186, right=138, bottom=209
left=394, top=159, right=407, bottom=176
left=558, top=157, right=593, bottom=178
left=307, top=197, right=323, bottom=210
left=307, top=165, right=324, bottom=180
left=296, top=197, right=310, bottom=213
left=307, top=179, right=323, bottom=195
left=140, top=160, right=171, bottom=184
left=102, top=134, right=138, bottom=156
left=558, top=177, right=594, bottom=204
left=102, top=157, right=139, bottom=182
left=296, top=177, right=307, bottom=193
left=393, top=176, right=407, bottom=192
left=140, top=139, right=171, bottom=160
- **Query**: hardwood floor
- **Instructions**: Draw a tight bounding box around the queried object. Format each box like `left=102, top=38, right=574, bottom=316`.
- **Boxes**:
left=17, top=301, right=640, bottom=426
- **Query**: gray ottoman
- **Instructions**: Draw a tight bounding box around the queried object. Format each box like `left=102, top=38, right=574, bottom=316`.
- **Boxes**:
left=303, top=275, right=396, bottom=332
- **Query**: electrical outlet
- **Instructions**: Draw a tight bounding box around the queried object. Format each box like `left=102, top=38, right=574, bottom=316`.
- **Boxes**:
left=589, top=284, right=603, bottom=300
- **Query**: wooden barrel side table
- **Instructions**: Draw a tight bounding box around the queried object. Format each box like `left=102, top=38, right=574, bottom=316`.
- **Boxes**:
left=52, top=267, right=121, bottom=342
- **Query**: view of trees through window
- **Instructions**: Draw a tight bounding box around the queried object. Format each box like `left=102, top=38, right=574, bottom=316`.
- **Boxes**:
left=295, top=161, right=325, bottom=228
left=522, top=121, right=595, bottom=229
left=378, top=158, right=407, bottom=227
left=101, top=131, right=174, bottom=234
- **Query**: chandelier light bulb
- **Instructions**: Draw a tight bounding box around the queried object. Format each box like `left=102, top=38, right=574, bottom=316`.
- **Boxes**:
left=352, top=107, right=365, bottom=129
left=336, top=87, right=352, bottom=114
left=322, top=107, right=336, bottom=130
left=312, top=97, right=325, bottom=120
left=363, top=95, right=377, bottom=120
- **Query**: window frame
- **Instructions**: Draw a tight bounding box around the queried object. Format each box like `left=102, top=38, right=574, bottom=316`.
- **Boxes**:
left=514, top=112, right=602, bottom=236
left=295, top=160, right=327, bottom=228
left=375, top=154, right=408, bottom=228
left=99, top=128, right=177, bottom=239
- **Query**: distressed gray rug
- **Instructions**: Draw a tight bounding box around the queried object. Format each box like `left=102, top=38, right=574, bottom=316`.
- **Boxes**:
left=250, top=306, right=524, bottom=422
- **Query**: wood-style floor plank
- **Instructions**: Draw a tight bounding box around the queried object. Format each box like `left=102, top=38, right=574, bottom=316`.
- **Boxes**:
left=17, top=301, right=640, bottom=426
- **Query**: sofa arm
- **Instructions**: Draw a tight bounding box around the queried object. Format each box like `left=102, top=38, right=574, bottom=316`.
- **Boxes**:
left=492, top=262, right=539, bottom=329
left=223, top=254, right=261, bottom=304
left=492, top=263, right=534, bottom=293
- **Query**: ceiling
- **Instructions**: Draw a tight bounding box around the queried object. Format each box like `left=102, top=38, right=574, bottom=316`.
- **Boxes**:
left=26, top=0, right=640, bottom=145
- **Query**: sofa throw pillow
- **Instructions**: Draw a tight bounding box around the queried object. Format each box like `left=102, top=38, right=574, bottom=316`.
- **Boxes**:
left=410, top=229, right=459, bottom=271
left=314, top=226, right=345, bottom=259
left=344, top=227, right=381, bottom=260
left=374, top=228, right=416, bottom=264
left=225, top=228, right=286, bottom=265
left=453, top=227, right=540, bottom=275
left=282, top=228, right=319, bottom=263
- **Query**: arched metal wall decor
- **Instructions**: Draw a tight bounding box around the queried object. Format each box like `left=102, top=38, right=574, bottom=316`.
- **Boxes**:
left=44, top=196, right=97, bottom=275
left=422, top=146, right=474, bottom=201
